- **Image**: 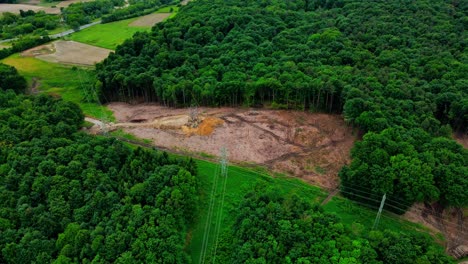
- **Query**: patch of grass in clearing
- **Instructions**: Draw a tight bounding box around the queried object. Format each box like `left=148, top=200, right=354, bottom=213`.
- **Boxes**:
left=315, top=166, right=326, bottom=174
left=110, top=129, right=152, bottom=145
left=68, top=18, right=150, bottom=50
left=47, top=25, right=68, bottom=35
left=1, top=54, right=114, bottom=121
left=198, top=152, right=215, bottom=159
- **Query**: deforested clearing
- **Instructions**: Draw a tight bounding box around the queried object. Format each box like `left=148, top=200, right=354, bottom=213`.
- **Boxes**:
left=103, top=103, right=356, bottom=189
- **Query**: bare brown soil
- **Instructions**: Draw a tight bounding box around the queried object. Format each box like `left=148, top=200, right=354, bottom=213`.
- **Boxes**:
left=41, top=0, right=96, bottom=14
left=21, top=42, right=55, bottom=56
left=21, top=40, right=112, bottom=66
left=0, top=3, right=44, bottom=13
left=106, top=103, right=356, bottom=189
left=454, top=132, right=468, bottom=149
left=129, top=13, right=171, bottom=27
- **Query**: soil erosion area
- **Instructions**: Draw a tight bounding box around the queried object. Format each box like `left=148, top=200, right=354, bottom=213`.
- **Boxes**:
left=99, top=103, right=356, bottom=189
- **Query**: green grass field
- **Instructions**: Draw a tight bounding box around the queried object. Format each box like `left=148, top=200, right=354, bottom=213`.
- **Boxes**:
left=68, top=18, right=151, bottom=50
left=68, top=5, right=179, bottom=49
left=1, top=54, right=114, bottom=121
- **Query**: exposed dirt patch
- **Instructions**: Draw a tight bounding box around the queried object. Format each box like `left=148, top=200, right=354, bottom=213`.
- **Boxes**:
left=105, top=103, right=355, bottom=189
left=182, top=117, right=224, bottom=136
left=0, top=4, right=44, bottom=14
left=41, top=0, right=95, bottom=14
left=21, top=42, right=55, bottom=56
left=454, top=132, right=468, bottom=149
left=22, top=40, right=112, bottom=66
left=129, top=13, right=171, bottom=27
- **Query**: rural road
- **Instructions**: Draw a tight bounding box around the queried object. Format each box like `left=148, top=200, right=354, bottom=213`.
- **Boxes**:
left=49, top=21, right=101, bottom=38
left=0, top=21, right=101, bottom=43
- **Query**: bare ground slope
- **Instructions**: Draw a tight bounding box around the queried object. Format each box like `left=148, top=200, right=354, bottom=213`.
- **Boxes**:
left=106, top=103, right=356, bottom=189
left=21, top=40, right=112, bottom=66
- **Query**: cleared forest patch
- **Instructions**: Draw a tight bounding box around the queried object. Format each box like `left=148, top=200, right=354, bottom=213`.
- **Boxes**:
left=129, top=12, right=171, bottom=27
left=103, top=103, right=356, bottom=189
left=21, top=40, right=112, bottom=66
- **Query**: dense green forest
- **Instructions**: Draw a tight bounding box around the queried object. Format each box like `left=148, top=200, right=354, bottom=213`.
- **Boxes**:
left=213, top=185, right=453, bottom=263
left=0, top=63, right=26, bottom=93
left=0, top=88, right=199, bottom=262
left=62, top=0, right=125, bottom=29
left=96, top=0, right=467, bottom=212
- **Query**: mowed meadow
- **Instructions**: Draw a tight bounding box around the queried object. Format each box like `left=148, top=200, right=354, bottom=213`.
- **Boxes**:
left=68, top=5, right=178, bottom=49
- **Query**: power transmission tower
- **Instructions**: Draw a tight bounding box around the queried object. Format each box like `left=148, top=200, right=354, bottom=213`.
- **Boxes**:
left=373, top=193, right=386, bottom=230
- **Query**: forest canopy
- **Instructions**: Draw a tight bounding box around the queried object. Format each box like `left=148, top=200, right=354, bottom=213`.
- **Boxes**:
left=212, top=185, right=453, bottom=263
left=0, top=63, right=27, bottom=94
left=0, top=90, right=198, bottom=263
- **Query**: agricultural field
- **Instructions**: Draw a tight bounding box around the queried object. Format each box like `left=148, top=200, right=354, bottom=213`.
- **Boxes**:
left=0, top=4, right=44, bottom=14
left=0, top=0, right=93, bottom=14
left=68, top=17, right=152, bottom=49
left=21, top=40, right=112, bottom=65
left=129, top=12, right=171, bottom=27
left=68, top=5, right=178, bottom=49
left=1, top=53, right=114, bottom=120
